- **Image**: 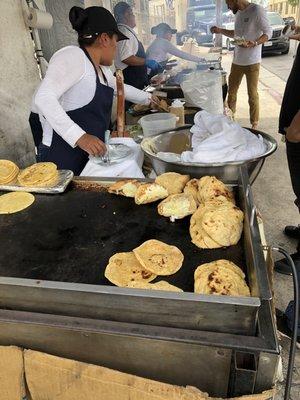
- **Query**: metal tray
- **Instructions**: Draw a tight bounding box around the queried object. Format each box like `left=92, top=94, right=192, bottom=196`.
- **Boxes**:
left=0, top=170, right=271, bottom=336
left=0, top=170, right=74, bottom=194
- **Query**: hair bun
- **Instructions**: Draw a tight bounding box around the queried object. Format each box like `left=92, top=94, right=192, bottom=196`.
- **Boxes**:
left=151, top=26, right=158, bottom=35
left=69, top=6, right=88, bottom=32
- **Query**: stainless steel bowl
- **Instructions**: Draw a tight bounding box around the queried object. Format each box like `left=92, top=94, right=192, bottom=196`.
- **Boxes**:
left=141, top=126, right=277, bottom=184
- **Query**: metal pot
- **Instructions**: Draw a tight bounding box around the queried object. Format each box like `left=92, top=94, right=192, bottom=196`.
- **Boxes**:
left=141, top=126, right=277, bottom=184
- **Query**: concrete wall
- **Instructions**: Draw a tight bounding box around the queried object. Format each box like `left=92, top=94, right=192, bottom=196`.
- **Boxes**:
left=39, top=0, right=82, bottom=62
left=0, top=0, right=40, bottom=166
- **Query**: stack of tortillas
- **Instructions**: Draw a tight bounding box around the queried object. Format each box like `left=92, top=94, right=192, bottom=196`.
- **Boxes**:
left=194, top=260, right=250, bottom=297
left=18, top=162, right=58, bottom=187
left=0, top=192, right=35, bottom=214
left=189, top=176, right=244, bottom=249
left=0, top=160, right=19, bottom=185
left=105, top=239, right=183, bottom=292
left=190, top=201, right=244, bottom=248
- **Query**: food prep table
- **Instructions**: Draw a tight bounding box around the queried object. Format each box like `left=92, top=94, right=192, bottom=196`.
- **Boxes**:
left=0, top=169, right=279, bottom=397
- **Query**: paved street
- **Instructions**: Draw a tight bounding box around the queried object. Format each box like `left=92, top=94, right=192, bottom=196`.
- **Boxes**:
left=220, top=51, right=300, bottom=399
left=261, top=44, right=297, bottom=81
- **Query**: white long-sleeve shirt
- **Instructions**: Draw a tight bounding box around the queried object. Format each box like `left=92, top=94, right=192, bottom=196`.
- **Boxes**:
left=32, top=46, right=151, bottom=147
left=234, top=4, right=272, bottom=66
left=146, top=37, right=202, bottom=63
left=115, top=24, right=139, bottom=70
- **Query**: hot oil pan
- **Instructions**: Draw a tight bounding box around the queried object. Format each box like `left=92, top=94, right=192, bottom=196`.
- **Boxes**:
left=0, top=169, right=270, bottom=336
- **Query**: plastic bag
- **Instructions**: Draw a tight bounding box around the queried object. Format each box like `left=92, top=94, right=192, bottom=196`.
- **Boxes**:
left=180, top=70, right=223, bottom=115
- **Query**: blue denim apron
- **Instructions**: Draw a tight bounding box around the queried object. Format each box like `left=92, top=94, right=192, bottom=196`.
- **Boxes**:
left=29, top=47, right=114, bottom=175
left=120, top=25, right=148, bottom=90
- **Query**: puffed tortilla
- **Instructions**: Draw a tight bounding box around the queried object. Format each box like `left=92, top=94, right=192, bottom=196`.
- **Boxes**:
left=190, top=202, right=244, bottom=249
left=133, top=239, right=184, bottom=275
left=134, top=183, right=168, bottom=205
left=194, top=260, right=250, bottom=297
left=108, top=179, right=141, bottom=197
left=157, top=193, right=197, bottom=221
left=0, top=191, right=35, bottom=214
left=183, top=178, right=199, bottom=205
left=104, top=252, right=156, bottom=287
left=155, top=172, right=190, bottom=195
left=197, top=176, right=235, bottom=205
left=127, top=281, right=183, bottom=292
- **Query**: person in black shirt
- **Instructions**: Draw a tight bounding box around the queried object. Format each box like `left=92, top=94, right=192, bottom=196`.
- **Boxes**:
left=275, top=28, right=300, bottom=343
left=275, top=28, right=300, bottom=275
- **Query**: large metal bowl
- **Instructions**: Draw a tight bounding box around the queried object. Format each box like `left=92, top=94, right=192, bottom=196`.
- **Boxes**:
left=141, top=126, right=277, bottom=184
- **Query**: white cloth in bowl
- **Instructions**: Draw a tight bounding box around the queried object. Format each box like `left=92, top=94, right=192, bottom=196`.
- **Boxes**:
left=80, top=137, right=144, bottom=178
left=181, top=110, right=266, bottom=163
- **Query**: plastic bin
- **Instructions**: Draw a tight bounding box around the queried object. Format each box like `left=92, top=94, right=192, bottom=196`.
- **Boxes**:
left=139, top=113, right=177, bottom=137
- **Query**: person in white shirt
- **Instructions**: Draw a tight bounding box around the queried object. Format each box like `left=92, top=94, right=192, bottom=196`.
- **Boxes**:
left=113, top=2, right=160, bottom=90
left=211, top=0, right=272, bottom=129
left=146, top=23, right=204, bottom=68
left=30, top=6, right=155, bottom=175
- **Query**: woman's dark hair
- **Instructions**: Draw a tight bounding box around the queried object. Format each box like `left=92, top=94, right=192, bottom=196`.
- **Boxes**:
left=69, top=6, right=88, bottom=32
left=151, top=26, right=158, bottom=35
left=78, top=31, right=115, bottom=48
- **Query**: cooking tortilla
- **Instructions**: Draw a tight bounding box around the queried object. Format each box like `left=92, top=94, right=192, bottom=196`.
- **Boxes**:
left=18, top=162, right=58, bottom=187
left=135, top=183, right=168, bottom=205
left=133, top=239, right=184, bottom=275
left=190, top=201, right=244, bottom=249
left=0, top=191, right=35, bottom=214
left=183, top=178, right=199, bottom=205
left=0, top=160, right=19, bottom=185
left=155, top=172, right=190, bottom=195
left=127, top=280, right=183, bottom=292
left=157, top=193, right=197, bottom=221
left=194, top=260, right=250, bottom=297
left=105, top=252, right=156, bottom=287
left=108, top=179, right=141, bottom=197
left=197, top=176, right=235, bottom=205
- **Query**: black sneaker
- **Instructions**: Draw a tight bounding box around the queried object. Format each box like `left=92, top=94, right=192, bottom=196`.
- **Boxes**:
left=284, top=225, right=300, bottom=239
left=274, top=252, right=300, bottom=275
left=276, top=308, right=300, bottom=343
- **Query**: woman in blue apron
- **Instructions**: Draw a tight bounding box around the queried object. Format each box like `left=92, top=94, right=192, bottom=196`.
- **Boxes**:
left=29, top=6, right=128, bottom=176
left=113, top=2, right=160, bottom=91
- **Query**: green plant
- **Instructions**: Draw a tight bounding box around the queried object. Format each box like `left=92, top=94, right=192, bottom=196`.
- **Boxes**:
left=288, top=0, right=298, bottom=7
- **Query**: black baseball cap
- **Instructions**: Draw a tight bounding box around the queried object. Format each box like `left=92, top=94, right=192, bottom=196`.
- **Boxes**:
left=113, top=2, right=131, bottom=22
left=69, top=6, right=128, bottom=41
left=151, top=23, right=177, bottom=36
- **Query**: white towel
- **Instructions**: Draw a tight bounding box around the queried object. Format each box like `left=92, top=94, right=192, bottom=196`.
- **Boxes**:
left=80, top=137, right=144, bottom=178
left=181, top=110, right=266, bottom=163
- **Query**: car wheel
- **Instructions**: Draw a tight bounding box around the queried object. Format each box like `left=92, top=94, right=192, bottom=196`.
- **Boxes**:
left=282, top=45, right=290, bottom=55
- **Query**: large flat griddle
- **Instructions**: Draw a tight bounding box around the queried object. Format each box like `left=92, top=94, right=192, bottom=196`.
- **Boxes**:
left=0, top=184, right=245, bottom=292
left=0, top=175, right=271, bottom=335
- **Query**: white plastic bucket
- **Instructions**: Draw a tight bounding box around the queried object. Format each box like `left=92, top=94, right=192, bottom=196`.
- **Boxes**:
left=138, top=113, right=177, bottom=137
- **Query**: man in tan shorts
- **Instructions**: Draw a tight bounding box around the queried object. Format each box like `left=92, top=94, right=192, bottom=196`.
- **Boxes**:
left=211, top=0, right=272, bottom=129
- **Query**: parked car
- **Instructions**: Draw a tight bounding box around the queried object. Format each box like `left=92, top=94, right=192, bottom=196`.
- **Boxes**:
left=262, top=12, right=290, bottom=55
left=283, top=16, right=296, bottom=26
left=176, top=0, right=231, bottom=46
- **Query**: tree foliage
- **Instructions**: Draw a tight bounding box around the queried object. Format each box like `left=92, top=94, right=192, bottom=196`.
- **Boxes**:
left=288, top=0, right=299, bottom=7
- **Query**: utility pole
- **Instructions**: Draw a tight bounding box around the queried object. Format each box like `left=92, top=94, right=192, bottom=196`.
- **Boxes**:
left=215, top=0, right=223, bottom=48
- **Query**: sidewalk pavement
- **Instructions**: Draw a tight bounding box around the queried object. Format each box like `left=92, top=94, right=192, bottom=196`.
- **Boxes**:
left=221, top=52, right=299, bottom=399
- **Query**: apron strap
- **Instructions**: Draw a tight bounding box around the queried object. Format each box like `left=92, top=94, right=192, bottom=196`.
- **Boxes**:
left=80, top=46, right=108, bottom=86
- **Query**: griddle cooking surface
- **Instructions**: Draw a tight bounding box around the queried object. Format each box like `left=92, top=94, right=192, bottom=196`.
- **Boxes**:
left=0, top=188, right=245, bottom=292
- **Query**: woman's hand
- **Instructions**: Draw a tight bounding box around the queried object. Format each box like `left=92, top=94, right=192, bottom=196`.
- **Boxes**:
left=76, top=134, right=106, bottom=156
left=150, top=95, right=160, bottom=109
left=286, top=126, right=300, bottom=143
